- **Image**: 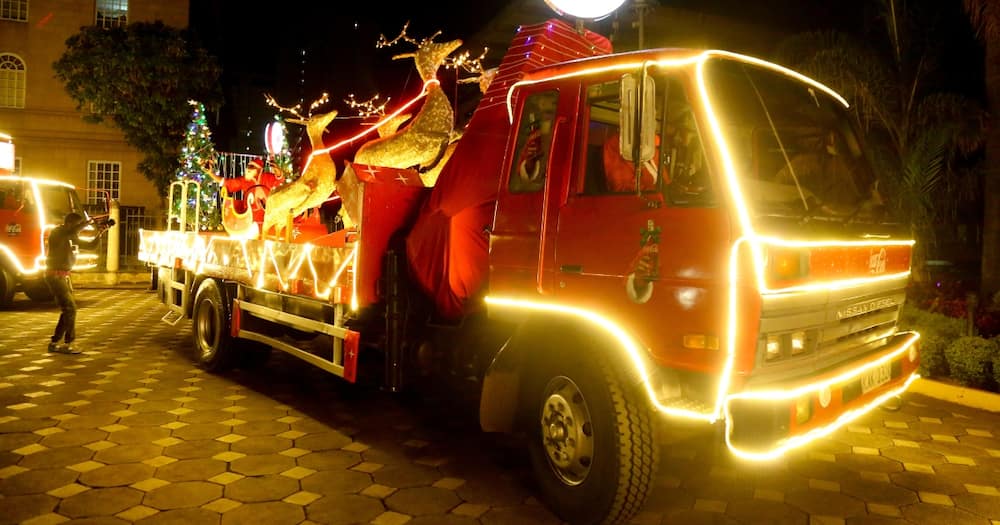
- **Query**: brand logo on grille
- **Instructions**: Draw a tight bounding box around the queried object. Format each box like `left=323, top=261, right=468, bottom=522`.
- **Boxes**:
left=838, top=297, right=896, bottom=319
left=868, top=247, right=887, bottom=274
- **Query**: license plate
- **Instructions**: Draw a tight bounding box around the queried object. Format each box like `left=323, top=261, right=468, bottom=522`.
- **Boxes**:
left=861, top=362, right=892, bottom=394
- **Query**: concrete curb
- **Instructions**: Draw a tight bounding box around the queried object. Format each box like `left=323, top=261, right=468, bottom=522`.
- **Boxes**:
left=909, top=377, right=1000, bottom=413
left=73, top=272, right=152, bottom=289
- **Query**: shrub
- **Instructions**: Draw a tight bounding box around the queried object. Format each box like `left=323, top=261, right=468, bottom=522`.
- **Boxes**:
left=944, top=336, right=998, bottom=389
left=917, top=334, right=949, bottom=378
left=994, top=335, right=1000, bottom=388
left=900, top=303, right=965, bottom=339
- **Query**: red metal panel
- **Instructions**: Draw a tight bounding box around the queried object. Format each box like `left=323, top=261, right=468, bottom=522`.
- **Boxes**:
left=353, top=164, right=428, bottom=308
left=405, top=19, right=612, bottom=320
left=231, top=299, right=241, bottom=338
left=342, top=330, right=361, bottom=383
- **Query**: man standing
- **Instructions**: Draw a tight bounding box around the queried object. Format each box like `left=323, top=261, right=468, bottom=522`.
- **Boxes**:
left=45, top=213, right=114, bottom=354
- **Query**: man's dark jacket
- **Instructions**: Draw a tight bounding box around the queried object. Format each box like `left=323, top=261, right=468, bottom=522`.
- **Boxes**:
left=46, top=221, right=98, bottom=272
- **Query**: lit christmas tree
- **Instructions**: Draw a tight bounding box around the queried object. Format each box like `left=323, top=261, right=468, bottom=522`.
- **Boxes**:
left=175, top=100, right=222, bottom=230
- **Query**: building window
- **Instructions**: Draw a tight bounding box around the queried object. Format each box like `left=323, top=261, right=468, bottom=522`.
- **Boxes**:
left=0, top=0, right=28, bottom=22
left=96, top=0, right=127, bottom=28
left=0, top=53, right=26, bottom=108
left=87, top=161, right=120, bottom=204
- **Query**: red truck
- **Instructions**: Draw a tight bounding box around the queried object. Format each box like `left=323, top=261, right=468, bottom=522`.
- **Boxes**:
left=139, top=19, right=920, bottom=525
left=0, top=135, right=108, bottom=305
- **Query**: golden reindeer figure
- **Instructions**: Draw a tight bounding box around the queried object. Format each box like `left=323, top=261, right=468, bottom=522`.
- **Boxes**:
left=261, top=95, right=343, bottom=239
left=352, top=23, right=463, bottom=171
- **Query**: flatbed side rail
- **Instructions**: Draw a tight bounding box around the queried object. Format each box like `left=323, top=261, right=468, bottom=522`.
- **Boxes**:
left=232, top=297, right=361, bottom=382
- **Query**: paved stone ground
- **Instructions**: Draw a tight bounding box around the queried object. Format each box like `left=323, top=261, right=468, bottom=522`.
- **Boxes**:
left=0, top=289, right=999, bottom=525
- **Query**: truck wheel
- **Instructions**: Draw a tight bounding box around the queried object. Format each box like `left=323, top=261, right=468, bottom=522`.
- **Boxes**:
left=0, top=267, right=15, bottom=306
left=192, top=279, right=235, bottom=372
left=527, top=356, right=659, bottom=525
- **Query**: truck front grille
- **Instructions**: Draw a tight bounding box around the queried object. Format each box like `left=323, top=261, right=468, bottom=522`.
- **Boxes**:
left=751, top=279, right=908, bottom=382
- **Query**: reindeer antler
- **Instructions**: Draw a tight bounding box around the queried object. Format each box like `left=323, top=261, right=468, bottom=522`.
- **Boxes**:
left=377, top=21, right=443, bottom=51
left=377, top=21, right=418, bottom=48
left=344, top=94, right=389, bottom=119
left=446, top=47, right=489, bottom=82
left=265, top=93, right=331, bottom=120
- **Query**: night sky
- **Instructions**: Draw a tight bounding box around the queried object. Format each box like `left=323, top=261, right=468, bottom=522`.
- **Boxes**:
left=187, top=0, right=983, bottom=154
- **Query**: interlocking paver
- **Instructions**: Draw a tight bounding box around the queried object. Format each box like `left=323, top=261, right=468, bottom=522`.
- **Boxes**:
left=58, top=486, right=143, bottom=517
left=306, top=493, right=385, bottom=524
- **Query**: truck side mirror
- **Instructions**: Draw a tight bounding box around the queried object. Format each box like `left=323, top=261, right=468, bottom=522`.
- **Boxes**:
left=619, top=73, right=656, bottom=164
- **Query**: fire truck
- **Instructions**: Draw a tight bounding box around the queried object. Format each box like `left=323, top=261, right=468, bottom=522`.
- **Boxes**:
left=0, top=133, right=106, bottom=305
left=138, top=19, right=920, bottom=525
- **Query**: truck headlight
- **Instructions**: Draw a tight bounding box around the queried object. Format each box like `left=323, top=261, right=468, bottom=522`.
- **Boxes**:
left=765, top=335, right=782, bottom=361
left=790, top=331, right=807, bottom=355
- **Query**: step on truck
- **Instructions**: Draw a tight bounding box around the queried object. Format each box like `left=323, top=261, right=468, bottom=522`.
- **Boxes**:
left=138, top=19, right=920, bottom=525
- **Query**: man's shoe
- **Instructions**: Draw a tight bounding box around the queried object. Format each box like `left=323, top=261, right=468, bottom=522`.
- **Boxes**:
left=47, top=341, right=60, bottom=353
left=49, top=343, right=81, bottom=355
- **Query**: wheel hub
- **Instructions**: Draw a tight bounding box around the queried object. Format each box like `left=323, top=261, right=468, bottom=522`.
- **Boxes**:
left=540, top=376, right=594, bottom=486
left=195, top=300, right=218, bottom=359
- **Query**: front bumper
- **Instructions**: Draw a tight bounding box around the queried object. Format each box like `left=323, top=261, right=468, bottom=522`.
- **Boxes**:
left=724, top=331, right=920, bottom=460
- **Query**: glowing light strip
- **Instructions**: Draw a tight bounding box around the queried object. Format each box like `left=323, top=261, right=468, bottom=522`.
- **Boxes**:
left=729, top=332, right=919, bottom=402
left=139, top=229, right=358, bottom=305
left=484, top=295, right=717, bottom=422
left=717, top=237, right=749, bottom=417
left=755, top=236, right=914, bottom=248
left=0, top=178, right=99, bottom=275
left=318, top=243, right=357, bottom=300
left=350, top=245, right=359, bottom=311
left=486, top=294, right=921, bottom=458
left=726, top=373, right=920, bottom=461
left=0, top=175, right=76, bottom=189
left=703, top=51, right=849, bottom=108
left=301, top=79, right=439, bottom=174
left=506, top=56, right=704, bottom=122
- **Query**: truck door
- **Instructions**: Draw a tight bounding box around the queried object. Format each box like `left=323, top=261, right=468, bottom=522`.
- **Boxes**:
left=491, top=86, right=578, bottom=297
left=553, top=73, right=728, bottom=371
left=0, top=178, right=40, bottom=270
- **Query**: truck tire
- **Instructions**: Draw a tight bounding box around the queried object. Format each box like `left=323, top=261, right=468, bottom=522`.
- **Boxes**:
left=192, top=279, right=235, bottom=372
left=0, top=267, right=15, bottom=306
left=527, top=355, right=659, bottom=525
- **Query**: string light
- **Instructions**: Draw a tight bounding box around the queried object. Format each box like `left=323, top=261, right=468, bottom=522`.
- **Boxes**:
left=344, top=94, right=390, bottom=119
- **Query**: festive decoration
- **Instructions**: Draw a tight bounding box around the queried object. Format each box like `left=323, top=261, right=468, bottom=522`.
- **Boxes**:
left=353, top=23, right=462, bottom=170
left=265, top=117, right=294, bottom=181
left=174, top=100, right=221, bottom=230
left=262, top=96, right=342, bottom=238
left=345, top=94, right=389, bottom=119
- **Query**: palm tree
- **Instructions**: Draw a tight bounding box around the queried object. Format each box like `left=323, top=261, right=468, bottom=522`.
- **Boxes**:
left=774, top=0, right=985, bottom=285
left=964, top=0, right=1000, bottom=305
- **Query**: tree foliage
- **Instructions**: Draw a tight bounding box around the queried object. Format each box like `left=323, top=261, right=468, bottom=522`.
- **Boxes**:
left=53, top=21, right=223, bottom=195
left=773, top=0, right=986, bottom=280
left=964, top=0, right=1000, bottom=301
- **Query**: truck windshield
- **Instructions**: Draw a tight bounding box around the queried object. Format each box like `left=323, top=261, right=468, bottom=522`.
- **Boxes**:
left=702, top=58, right=884, bottom=225
left=37, top=185, right=86, bottom=225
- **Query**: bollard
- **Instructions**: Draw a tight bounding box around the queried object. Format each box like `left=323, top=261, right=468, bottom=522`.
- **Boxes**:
left=106, top=200, right=120, bottom=273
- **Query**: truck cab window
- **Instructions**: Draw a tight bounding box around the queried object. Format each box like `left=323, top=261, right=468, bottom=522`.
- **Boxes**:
left=581, top=76, right=713, bottom=205
left=509, top=90, right=559, bottom=194
left=659, top=78, right=713, bottom=206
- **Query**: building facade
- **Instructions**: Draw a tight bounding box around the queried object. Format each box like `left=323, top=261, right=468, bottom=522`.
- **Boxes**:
left=0, top=0, right=189, bottom=217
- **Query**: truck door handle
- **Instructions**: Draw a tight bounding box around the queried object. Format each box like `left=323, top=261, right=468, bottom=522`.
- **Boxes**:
left=560, top=264, right=582, bottom=273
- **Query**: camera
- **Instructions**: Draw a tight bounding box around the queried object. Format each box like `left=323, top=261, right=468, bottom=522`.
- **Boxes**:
left=91, top=217, right=116, bottom=229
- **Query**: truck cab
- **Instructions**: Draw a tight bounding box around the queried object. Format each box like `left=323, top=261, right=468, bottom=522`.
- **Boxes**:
left=0, top=175, right=103, bottom=305
left=482, top=48, right=918, bottom=517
